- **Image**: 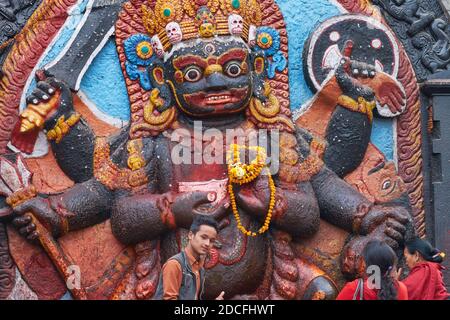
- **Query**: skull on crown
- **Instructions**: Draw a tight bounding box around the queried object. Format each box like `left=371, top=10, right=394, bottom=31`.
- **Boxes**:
left=248, top=25, right=257, bottom=47
left=151, top=35, right=165, bottom=58
left=228, top=14, right=244, bottom=35
left=165, top=21, right=182, bottom=44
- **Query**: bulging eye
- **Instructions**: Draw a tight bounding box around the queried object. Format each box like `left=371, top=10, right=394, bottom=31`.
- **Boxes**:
left=382, top=180, right=392, bottom=190
left=184, top=66, right=203, bottom=82
left=225, top=62, right=242, bottom=77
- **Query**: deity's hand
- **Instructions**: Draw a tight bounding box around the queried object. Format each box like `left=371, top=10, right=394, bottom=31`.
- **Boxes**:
left=21, top=72, right=74, bottom=133
left=335, top=56, right=375, bottom=103
left=234, top=174, right=287, bottom=219
left=11, top=197, right=64, bottom=242
left=170, top=191, right=229, bottom=229
left=339, top=56, right=406, bottom=115
left=357, top=204, right=411, bottom=249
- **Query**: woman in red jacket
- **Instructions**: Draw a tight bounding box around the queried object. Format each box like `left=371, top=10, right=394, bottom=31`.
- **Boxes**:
left=402, top=238, right=448, bottom=300
left=337, top=240, right=408, bottom=300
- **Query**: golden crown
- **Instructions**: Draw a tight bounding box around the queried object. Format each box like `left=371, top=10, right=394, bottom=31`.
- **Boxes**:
left=142, top=0, right=262, bottom=52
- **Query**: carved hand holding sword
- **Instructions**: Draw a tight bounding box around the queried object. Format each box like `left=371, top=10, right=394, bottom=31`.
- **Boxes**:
left=4, top=0, right=130, bottom=290
left=0, top=0, right=129, bottom=297
left=10, top=0, right=128, bottom=155
left=0, top=154, right=87, bottom=299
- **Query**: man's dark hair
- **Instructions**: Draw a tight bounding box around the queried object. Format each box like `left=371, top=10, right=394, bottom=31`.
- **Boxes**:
left=190, top=215, right=218, bottom=234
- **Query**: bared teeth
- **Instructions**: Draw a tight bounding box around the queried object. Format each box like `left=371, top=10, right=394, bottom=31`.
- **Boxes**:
left=206, top=95, right=231, bottom=101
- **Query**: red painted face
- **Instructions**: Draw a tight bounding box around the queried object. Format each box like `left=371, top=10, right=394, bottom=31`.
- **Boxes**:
left=342, top=244, right=365, bottom=278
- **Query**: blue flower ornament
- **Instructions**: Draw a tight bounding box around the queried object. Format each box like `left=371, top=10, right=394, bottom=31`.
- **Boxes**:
left=123, top=34, right=155, bottom=90
left=255, top=27, right=287, bottom=79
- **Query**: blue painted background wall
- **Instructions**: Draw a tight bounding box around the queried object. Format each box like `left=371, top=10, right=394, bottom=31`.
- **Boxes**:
left=277, top=0, right=341, bottom=107
left=80, top=40, right=129, bottom=120
left=25, top=0, right=394, bottom=160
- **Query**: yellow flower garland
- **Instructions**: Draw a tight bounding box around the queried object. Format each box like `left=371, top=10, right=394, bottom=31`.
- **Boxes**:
left=226, top=144, right=276, bottom=237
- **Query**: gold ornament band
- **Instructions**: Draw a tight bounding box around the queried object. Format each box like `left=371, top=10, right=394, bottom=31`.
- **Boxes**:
left=127, top=139, right=145, bottom=171
left=6, top=185, right=37, bottom=208
left=337, top=95, right=376, bottom=123
left=93, top=138, right=148, bottom=190
left=46, top=113, right=81, bottom=143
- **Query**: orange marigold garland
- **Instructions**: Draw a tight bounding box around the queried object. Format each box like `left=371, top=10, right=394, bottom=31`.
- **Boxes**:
left=227, top=144, right=276, bottom=236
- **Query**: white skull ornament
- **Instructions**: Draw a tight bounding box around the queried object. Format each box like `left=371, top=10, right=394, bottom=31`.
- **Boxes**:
left=228, top=14, right=243, bottom=35
left=248, top=25, right=257, bottom=47
left=165, top=22, right=182, bottom=44
left=151, top=35, right=165, bottom=58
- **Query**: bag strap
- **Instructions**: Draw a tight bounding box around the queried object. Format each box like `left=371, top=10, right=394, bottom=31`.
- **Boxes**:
left=352, top=278, right=364, bottom=300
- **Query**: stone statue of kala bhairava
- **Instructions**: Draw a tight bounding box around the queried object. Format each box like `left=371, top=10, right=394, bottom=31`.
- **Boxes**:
left=2, top=0, right=416, bottom=300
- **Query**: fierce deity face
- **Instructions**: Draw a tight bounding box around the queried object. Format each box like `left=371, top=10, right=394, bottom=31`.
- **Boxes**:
left=164, top=39, right=253, bottom=118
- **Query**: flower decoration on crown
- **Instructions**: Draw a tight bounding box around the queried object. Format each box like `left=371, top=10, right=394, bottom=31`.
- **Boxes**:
left=255, top=26, right=287, bottom=79
left=124, top=33, right=154, bottom=90
left=141, top=0, right=263, bottom=53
